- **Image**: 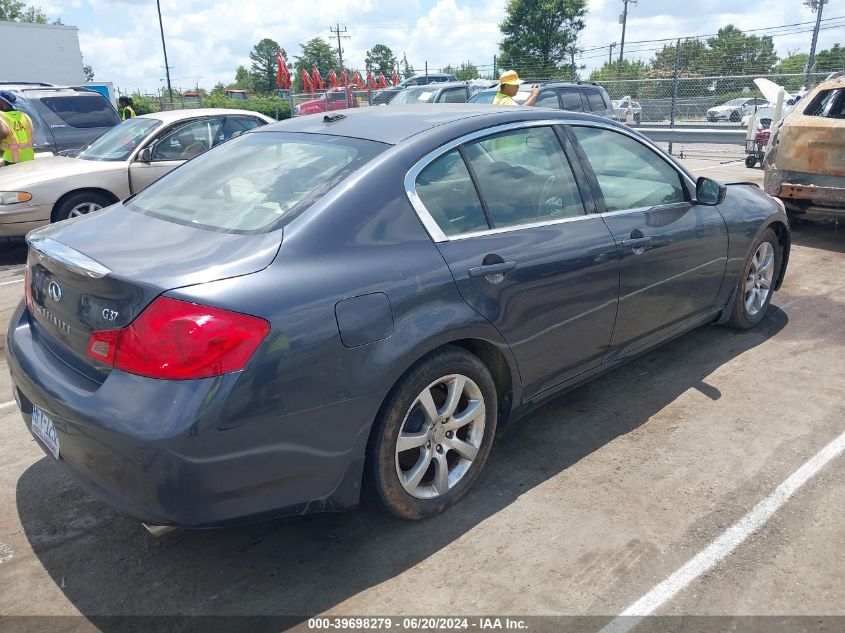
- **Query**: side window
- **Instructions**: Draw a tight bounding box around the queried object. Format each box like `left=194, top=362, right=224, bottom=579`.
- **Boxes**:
left=438, top=88, right=469, bottom=103
left=535, top=91, right=561, bottom=109
left=415, top=150, right=489, bottom=237
left=584, top=89, right=607, bottom=112
left=571, top=126, right=686, bottom=211
left=151, top=118, right=222, bottom=161
left=560, top=89, right=584, bottom=112
left=803, top=89, right=845, bottom=118
left=217, top=116, right=263, bottom=145
left=464, top=127, right=585, bottom=228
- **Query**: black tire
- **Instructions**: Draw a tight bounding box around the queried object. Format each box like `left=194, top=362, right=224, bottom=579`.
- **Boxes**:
left=634, top=113, right=642, bottom=126
left=365, top=346, right=497, bottom=520
left=730, top=110, right=740, bottom=122
left=724, top=228, right=781, bottom=329
left=52, top=191, right=112, bottom=223
left=745, top=154, right=757, bottom=168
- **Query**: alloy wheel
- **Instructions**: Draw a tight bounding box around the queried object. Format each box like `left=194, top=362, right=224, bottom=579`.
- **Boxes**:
left=68, top=202, right=103, bottom=218
left=744, top=241, right=775, bottom=316
left=395, top=374, right=486, bottom=500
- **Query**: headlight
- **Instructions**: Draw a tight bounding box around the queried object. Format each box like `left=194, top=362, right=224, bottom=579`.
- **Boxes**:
left=0, top=192, right=32, bottom=205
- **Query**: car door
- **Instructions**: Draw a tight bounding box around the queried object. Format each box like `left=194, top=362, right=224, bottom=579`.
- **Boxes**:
left=411, top=124, right=620, bottom=398
left=567, top=124, right=728, bottom=360
left=436, top=87, right=470, bottom=103
left=128, top=117, right=223, bottom=194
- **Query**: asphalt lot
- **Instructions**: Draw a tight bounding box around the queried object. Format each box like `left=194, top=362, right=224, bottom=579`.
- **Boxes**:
left=0, top=159, right=843, bottom=632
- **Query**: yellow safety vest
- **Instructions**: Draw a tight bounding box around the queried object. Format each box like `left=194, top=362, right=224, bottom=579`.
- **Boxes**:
left=492, top=92, right=518, bottom=106
left=1, top=110, right=35, bottom=164
left=120, top=106, right=136, bottom=120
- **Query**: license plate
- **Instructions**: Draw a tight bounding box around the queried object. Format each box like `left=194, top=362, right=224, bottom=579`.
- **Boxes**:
left=31, top=405, right=60, bottom=459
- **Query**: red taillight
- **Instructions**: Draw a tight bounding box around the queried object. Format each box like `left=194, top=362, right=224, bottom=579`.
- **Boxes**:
left=86, top=297, right=270, bottom=380
left=24, top=267, right=33, bottom=312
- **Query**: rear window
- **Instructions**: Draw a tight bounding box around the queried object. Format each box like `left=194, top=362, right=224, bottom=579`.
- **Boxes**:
left=392, top=88, right=437, bottom=104
left=584, top=90, right=607, bottom=112
left=126, top=132, right=386, bottom=233
left=36, top=95, right=120, bottom=128
left=803, top=88, right=845, bottom=118
left=560, top=89, right=584, bottom=111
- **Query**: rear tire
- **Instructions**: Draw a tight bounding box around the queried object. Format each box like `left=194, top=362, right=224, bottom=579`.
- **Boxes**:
left=745, top=155, right=757, bottom=168
left=365, top=346, right=497, bottom=520
left=52, top=191, right=112, bottom=223
left=725, top=228, right=780, bottom=329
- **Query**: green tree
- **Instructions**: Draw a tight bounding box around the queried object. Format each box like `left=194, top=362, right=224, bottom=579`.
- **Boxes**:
left=210, top=82, right=226, bottom=96
left=82, top=64, right=94, bottom=82
left=814, top=44, right=845, bottom=73
left=650, top=39, right=708, bottom=74
left=498, top=0, right=587, bottom=79
left=365, top=43, right=397, bottom=76
left=293, top=38, right=338, bottom=92
left=0, top=0, right=62, bottom=23
left=588, top=59, right=648, bottom=82
left=701, top=25, right=777, bottom=75
left=249, top=38, right=285, bottom=95
left=774, top=52, right=808, bottom=74
left=231, top=65, right=253, bottom=90
left=442, top=61, right=479, bottom=81
left=401, top=52, right=415, bottom=79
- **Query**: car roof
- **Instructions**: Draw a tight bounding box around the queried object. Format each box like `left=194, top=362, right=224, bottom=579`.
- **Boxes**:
left=404, top=82, right=471, bottom=91
left=258, top=104, right=624, bottom=145
left=138, top=108, right=272, bottom=124
left=2, top=85, right=107, bottom=98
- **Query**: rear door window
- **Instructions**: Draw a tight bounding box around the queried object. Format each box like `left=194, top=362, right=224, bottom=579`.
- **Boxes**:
left=415, top=150, right=489, bottom=236
left=559, top=89, right=584, bottom=112
left=37, top=95, right=120, bottom=128
left=803, top=89, right=845, bottom=118
left=437, top=88, right=469, bottom=103
left=151, top=118, right=223, bottom=161
left=535, top=91, right=561, bottom=109
left=217, top=116, right=264, bottom=144
left=584, top=89, right=608, bottom=113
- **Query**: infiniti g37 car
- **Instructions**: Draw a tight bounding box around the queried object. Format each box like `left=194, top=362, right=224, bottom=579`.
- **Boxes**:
left=6, top=106, right=790, bottom=528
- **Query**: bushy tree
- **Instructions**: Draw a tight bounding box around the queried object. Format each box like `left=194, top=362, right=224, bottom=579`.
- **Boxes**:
left=401, top=52, right=415, bottom=79
left=293, top=38, right=339, bottom=92
left=498, top=0, right=587, bottom=80
left=650, top=39, right=708, bottom=74
left=589, top=59, right=648, bottom=82
left=701, top=25, right=777, bottom=75
left=249, top=38, right=286, bottom=95
left=83, top=64, right=95, bottom=82
left=774, top=52, right=809, bottom=74
left=231, top=65, right=253, bottom=90
left=365, top=44, right=397, bottom=76
left=814, top=44, right=845, bottom=73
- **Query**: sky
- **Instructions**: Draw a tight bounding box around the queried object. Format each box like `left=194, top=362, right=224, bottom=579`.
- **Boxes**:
left=32, top=0, right=844, bottom=94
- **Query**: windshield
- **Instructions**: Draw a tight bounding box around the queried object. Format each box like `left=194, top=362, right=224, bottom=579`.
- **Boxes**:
left=391, top=88, right=438, bottom=104
left=78, top=118, right=161, bottom=161
left=126, top=132, right=386, bottom=233
left=724, top=99, right=747, bottom=106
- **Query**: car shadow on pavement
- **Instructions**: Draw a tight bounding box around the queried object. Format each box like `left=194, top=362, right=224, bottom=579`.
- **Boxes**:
left=0, top=239, right=27, bottom=266
left=789, top=219, right=845, bottom=253
left=15, top=307, right=788, bottom=632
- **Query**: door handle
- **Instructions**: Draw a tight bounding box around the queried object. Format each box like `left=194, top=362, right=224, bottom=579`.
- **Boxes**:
left=621, top=236, right=652, bottom=249
left=468, top=261, right=517, bottom=279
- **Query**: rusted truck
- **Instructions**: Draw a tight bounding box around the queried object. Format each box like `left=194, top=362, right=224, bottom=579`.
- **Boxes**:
left=764, top=72, right=845, bottom=221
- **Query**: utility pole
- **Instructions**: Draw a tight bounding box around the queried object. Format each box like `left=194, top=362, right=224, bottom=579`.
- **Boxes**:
left=155, top=0, right=173, bottom=100
left=609, top=42, right=617, bottom=66
left=804, top=0, right=827, bottom=89
left=330, top=24, right=349, bottom=71
left=618, top=0, right=637, bottom=63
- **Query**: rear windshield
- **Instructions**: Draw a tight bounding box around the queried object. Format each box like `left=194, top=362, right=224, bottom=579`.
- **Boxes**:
left=126, top=132, right=386, bottom=233
left=36, top=95, right=120, bottom=128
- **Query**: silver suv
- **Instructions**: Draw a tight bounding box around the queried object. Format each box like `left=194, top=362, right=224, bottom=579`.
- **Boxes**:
left=468, top=81, right=616, bottom=119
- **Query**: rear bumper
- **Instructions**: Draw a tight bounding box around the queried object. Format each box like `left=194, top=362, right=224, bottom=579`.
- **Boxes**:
left=764, top=167, right=845, bottom=214
left=6, top=303, right=380, bottom=527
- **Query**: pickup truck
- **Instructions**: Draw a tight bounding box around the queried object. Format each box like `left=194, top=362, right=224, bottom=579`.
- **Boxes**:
left=294, top=87, right=360, bottom=116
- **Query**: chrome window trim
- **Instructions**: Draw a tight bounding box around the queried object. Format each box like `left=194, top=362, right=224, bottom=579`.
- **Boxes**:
left=26, top=235, right=111, bottom=278
left=404, top=118, right=695, bottom=243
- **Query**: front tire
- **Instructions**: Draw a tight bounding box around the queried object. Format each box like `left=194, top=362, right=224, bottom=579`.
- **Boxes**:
left=745, top=154, right=757, bottom=168
left=365, top=347, right=497, bottom=520
left=725, top=228, right=780, bottom=329
left=52, top=191, right=112, bottom=223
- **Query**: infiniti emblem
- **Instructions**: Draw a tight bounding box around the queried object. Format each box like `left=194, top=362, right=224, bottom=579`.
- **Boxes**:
left=48, top=281, right=63, bottom=303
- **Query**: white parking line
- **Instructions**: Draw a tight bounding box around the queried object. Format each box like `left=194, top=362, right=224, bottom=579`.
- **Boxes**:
left=600, top=429, right=845, bottom=633
left=0, top=401, right=16, bottom=410
left=693, top=160, right=745, bottom=171
left=0, top=278, right=22, bottom=286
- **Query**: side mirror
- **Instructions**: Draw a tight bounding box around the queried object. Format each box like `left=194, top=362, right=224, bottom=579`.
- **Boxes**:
left=137, top=147, right=153, bottom=163
left=696, top=176, right=727, bottom=206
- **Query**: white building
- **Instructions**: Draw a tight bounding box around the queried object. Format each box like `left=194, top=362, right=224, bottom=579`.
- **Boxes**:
left=0, top=20, right=84, bottom=85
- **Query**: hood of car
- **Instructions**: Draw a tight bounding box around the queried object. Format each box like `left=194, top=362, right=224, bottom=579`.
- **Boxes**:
left=0, top=155, right=125, bottom=190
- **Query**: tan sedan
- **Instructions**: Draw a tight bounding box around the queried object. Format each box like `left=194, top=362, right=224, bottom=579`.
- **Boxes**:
left=0, top=108, right=273, bottom=237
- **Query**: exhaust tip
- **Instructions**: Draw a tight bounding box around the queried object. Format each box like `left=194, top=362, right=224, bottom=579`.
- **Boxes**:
left=143, top=523, right=176, bottom=537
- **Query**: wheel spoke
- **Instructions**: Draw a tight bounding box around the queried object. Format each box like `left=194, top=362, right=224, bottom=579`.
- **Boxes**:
left=758, top=254, right=774, bottom=277
left=758, top=276, right=771, bottom=289
left=745, top=288, right=756, bottom=312
left=397, top=430, right=428, bottom=452
left=443, top=399, right=485, bottom=432
left=745, top=277, right=756, bottom=292
left=432, top=452, right=450, bottom=495
left=403, top=449, right=432, bottom=493
left=442, top=375, right=466, bottom=418
left=445, top=437, right=478, bottom=461
left=755, top=287, right=763, bottom=311
left=417, top=388, right=439, bottom=424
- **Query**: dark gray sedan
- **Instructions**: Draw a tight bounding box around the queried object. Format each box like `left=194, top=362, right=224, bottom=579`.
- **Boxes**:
left=6, top=106, right=790, bottom=529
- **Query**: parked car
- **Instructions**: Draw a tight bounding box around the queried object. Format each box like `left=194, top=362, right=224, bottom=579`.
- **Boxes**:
left=0, top=108, right=272, bottom=237
left=7, top=105, right=790, bottom=530
left=468, top=82, right=616, bottom=119
left=0, top=82, right=120, bottom=157
left=706, top=97, right=769, bottom=123
left=612, top=96, right=642, bottom=125
left=764, top=72, right=845, bottom=222
left=372, top=73, right=459, bottom=105
left=389, top=82, right=477, bottom=105
left=294, top=87, right=360, bottom=116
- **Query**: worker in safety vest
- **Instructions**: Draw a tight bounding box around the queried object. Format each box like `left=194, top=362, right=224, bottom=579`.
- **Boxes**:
left=118, top=96, right=137, bottom=120
left=492, top=70, right=539, bottom=107
left=0, top=92, right=35, bottom=166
